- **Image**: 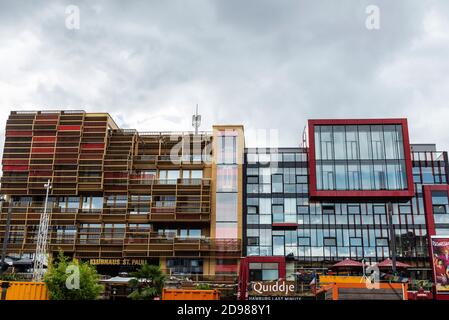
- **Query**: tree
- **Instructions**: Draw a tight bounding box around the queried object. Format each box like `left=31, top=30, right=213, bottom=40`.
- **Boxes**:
left=128, top=264, right=166, bottom=300
left=44, top=251, right=104, bottom=300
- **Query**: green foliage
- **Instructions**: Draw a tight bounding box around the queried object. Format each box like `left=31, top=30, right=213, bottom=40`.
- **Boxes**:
left=195, top=283, right=212, bottom=290
left=128, top=264, right=166, bottom=300
left=0, top=273, right=18, bottom=281
left=44, top=251, right=104, bottom=300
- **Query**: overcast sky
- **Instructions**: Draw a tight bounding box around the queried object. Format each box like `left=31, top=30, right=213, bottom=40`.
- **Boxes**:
left=1, top=0, right=449, bottom=150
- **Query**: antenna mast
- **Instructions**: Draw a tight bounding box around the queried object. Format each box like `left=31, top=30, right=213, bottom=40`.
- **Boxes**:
left=192, top=104, right=201, bottom=135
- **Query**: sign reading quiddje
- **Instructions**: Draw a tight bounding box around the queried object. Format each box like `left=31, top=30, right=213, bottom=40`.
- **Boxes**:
left=249, top=280, right=297, bottom=296
left=89, top=259, right=147, bottom=266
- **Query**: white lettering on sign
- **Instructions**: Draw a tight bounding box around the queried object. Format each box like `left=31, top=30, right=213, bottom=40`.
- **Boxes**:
left=252, top=281, right=295, bottom=295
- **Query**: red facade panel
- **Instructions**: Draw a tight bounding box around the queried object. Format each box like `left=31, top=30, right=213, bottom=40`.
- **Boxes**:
left=31, top=147, right=55, bottom=153
left=2, top=160, right=29, bottom=165
left=57, top=125, right=81, bottom=131
left=6, top=130, right=32, bottom=137
left=3, top=165, right=29, bottom=171
left=32, top=136, right=56, bottom=142
left=81, top=143, right=105, bottom=149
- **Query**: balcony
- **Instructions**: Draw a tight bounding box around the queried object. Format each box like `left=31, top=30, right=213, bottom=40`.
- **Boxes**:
left=122, top=236, right=241, bottom=258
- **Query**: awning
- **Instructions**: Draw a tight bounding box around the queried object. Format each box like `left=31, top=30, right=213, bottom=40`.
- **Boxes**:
left=330, top=258, right=364, bottom=269
left=376, top=258, right=410, bottom=269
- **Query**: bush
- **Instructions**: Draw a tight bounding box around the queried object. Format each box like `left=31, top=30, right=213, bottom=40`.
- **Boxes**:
left=195, top=283, right=212, bottom=290
left=44, top=251, right=104, bottom=300
left=0, top=273, right=18, bottom=281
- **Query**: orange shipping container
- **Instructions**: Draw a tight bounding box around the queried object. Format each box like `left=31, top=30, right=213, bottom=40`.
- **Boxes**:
left=162, top=289, right=220, bottom=300
left=0, top=281, right=49, bottom=300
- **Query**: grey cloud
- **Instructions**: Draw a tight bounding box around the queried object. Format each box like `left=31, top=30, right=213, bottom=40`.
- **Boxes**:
left=0, top=0, right=449, bottom=152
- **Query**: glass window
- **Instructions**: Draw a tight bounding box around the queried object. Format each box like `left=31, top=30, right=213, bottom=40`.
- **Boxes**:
left=189, top=229, right=201, bottom=238
left=272, top=174, right=283, bottom=193
left=335, top=163, right=348, bottom=190
left=298, top=237, right=310, bottom=246
left=216, top=193, right=237, bottom=222
left=358, top=126, right=372, bottom=159
left=283, top=153, right=295, bottom=162
left=373, top=205, right=386, bottom=214
left=322, top=205, right=335, bottom=215
left=217, top=134, right=237, bottom=164
left=347, top=205, right=360, bottom=215
left=433, top=205, right=447, bottom=215
left=350, top=237, right=362, bottom=246
left=183, top=170, right=203, bottom=179
left=67, top=197, right=79, bottom=209
left=273, top=236, right=285, bottom=256
left=324, top=237, right=337, bottom=246
left=333, top=126, right=346, bottom=160
left=376, top=238, right=389, bottom=246
left=345, top=126, right=358, bottom=160
left=432, top=191, right=448, bottom=205
left=262, top=270, right=279, bottom=281
left=216, top=222, right=238, bottom=238
left=217, top=165, right=237, bottom=192
left=91, top=197, right=103, bottom=210
left=348, top=164, right=360, bottom=190
left=247, top=176, right=259, bottom=184
left=82, top=196, right=90, bottom=210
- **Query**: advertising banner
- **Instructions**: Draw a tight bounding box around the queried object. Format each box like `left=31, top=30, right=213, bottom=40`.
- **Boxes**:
left=430, top=236, right=449, bottom=293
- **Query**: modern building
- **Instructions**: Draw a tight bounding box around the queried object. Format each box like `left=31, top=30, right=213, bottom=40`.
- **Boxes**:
left=243, top=119, right=449, bottom=291
left=1, top=111, right=448, bottom=299
left=0, top=110, right=244, bottom=282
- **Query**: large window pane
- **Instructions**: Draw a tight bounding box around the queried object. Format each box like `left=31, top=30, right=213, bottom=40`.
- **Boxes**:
left=273, top=236, right=285, bottom=256
left=216, top=193, right=237, bottom=222
left=335, top=163, right=348, bottom=190
left=383, top=125, right=398, bottom=159
left=358, top=126, right=372, bottom=159
left=216, top=222, right=238, bottom=238
left=345, top=126, right=358, bottom=160
left=333, top=126, right=346, bottom=160
left=217, top=165, right=237, bottom=192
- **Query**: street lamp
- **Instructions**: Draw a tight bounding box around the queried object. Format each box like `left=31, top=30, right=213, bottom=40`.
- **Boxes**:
left=32, top=179, right=52, bottom=281
left=0, top=195, right=10, bottom=276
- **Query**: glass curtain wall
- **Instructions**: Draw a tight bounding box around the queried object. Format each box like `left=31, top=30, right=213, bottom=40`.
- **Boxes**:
left=314, top=125, right=407, bottom=191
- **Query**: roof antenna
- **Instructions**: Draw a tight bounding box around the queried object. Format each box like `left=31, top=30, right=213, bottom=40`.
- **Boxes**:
left=192, top=104, right=201, bottom=135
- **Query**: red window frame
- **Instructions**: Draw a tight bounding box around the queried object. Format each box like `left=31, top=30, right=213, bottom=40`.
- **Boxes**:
left=307, top=119, right=415, bottom=199
left=423, top=185, right=449, bottom=300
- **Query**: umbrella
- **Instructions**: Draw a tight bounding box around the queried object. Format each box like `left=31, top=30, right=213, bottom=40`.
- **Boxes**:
left=376, top=258, right=410, bottom=269
left=331, top=258, right=364, bottom=269
left=13, top=258, right=35, bottom=266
